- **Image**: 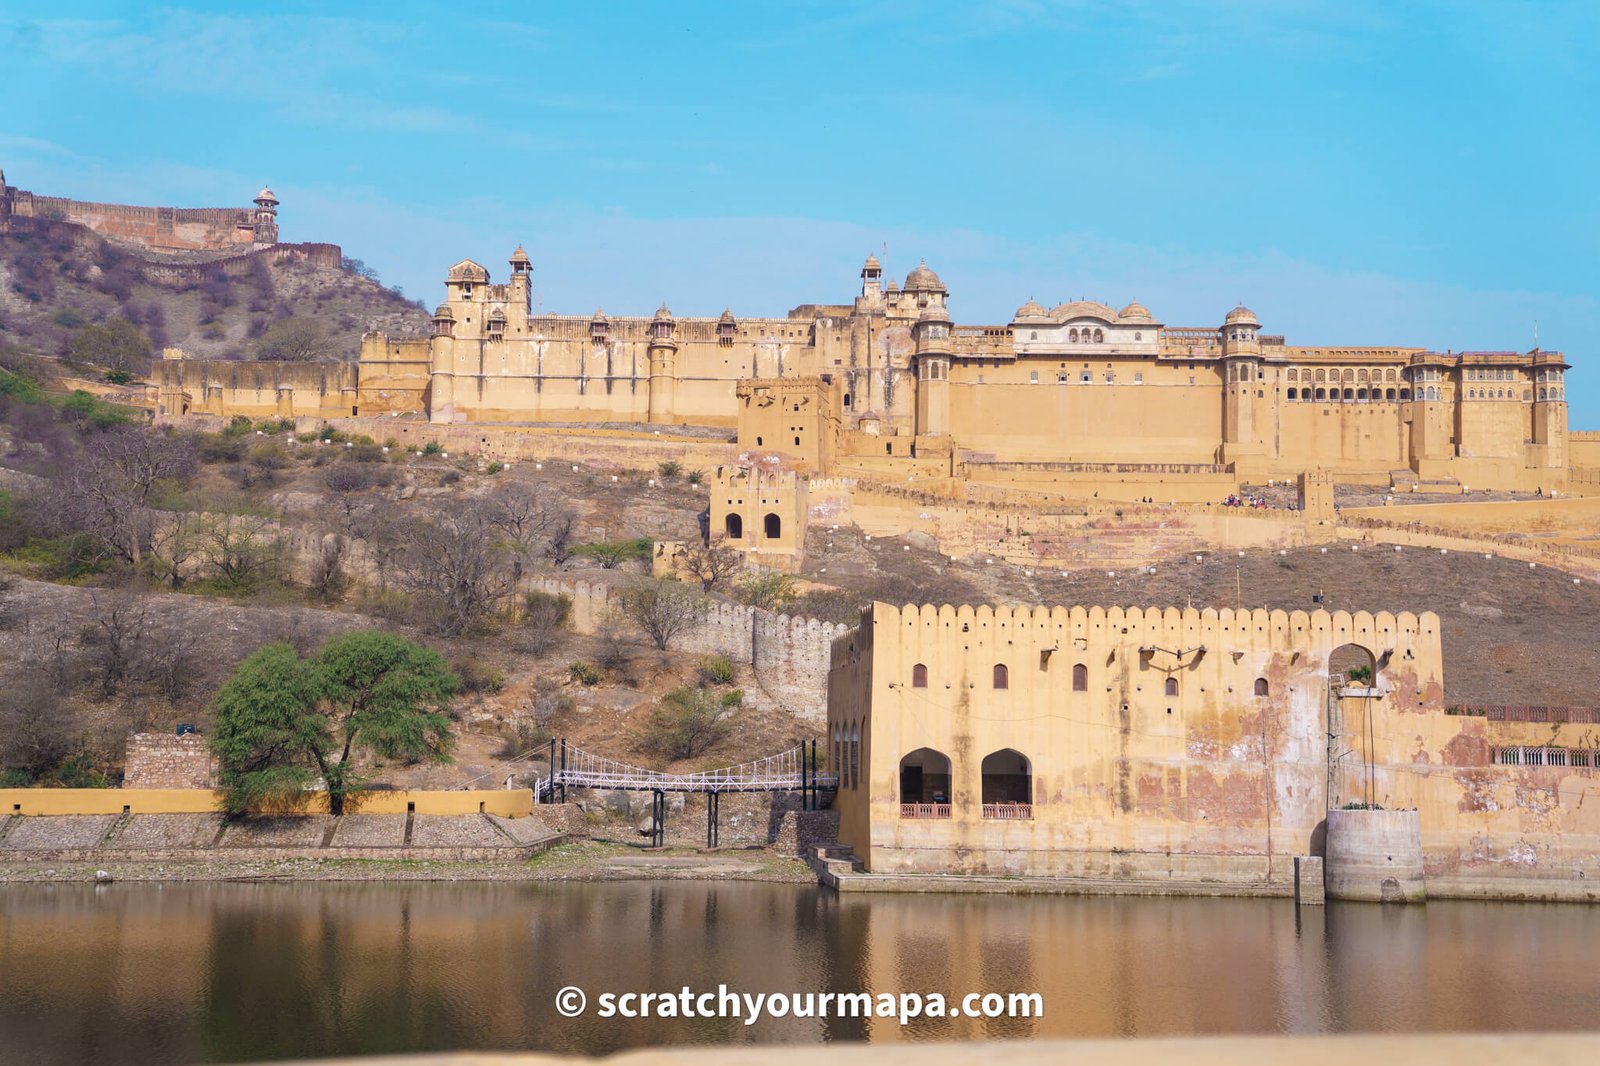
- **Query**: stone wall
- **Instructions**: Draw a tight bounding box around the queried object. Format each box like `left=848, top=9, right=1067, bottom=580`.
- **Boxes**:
left=529, top=576, right=846, bottom=722
left=122, top=733, right=217, bottom=789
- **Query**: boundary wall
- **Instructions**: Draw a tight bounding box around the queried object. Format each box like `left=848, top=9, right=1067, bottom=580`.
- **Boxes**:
left=0, top=788, right=533, bottom=818
left=530, top=576, right=844, bottom=721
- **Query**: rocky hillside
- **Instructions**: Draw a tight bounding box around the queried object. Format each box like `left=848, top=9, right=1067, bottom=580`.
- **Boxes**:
left=0, top=217, right=431, bottom=366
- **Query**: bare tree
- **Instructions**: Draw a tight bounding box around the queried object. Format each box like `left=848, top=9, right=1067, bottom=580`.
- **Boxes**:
left=81, top=592, right=150, bottom=698
left=487, top=482, right=576, bottom=569
left=679, top=540, right=744, bottom=592
left=387, top=499, right=517, bottom=636
left=195, top=512, right=283, bottom=592
left=52, top=427, right=197, bottom=568
left=618, top=577, right=708, bottom=651
left=308, top=533, right=349, bottom=602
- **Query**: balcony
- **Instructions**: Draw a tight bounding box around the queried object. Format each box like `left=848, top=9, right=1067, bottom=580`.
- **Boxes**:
left=899, top=803, right=952, bottom=819
left=981, top=803, right=1033, bottom=820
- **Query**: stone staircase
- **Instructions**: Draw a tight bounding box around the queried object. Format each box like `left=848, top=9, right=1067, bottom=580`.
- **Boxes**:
left=808, top=843, right=864, bottom=888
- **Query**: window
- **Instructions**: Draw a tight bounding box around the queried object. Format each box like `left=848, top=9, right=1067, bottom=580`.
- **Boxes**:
left=763, top=513, right=782, bottom=540
left=912, top=663, right=928, bottom=688
left=1081, top=371, right=1092, bottom=383
left=1072, top=664, right=1088, bottom=691
left=1029, top=371, right=1038, bottom=384
left=993, top=664, right=1009, bottom=689
left=1254, top=677, right=1269, bottom=696
left=725, top=513, right=743, bottom=538
left=1164, top=676, right=1179, bottom=697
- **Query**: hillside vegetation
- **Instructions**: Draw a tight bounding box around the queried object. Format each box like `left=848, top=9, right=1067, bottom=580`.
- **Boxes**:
left=0, top=217, right=430, bottom=372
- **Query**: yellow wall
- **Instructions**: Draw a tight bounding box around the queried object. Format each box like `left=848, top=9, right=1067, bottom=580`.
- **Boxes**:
left=1, top=788, right=533, bottom=818
left=825, top=601, right=1600, bottom=895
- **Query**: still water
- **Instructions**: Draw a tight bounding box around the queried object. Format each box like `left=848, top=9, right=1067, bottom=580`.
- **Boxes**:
left=1, top=880, right=1598, bottom=1064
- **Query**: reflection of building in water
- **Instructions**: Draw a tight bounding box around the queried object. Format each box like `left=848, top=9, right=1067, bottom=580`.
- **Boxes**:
left=827, top=601, right=1600, bottom=898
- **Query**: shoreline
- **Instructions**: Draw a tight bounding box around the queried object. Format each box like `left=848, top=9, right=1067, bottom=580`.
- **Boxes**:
left=0, top=839, right=821, bottom=884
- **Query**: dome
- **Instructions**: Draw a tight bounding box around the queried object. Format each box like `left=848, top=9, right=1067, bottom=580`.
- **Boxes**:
left=446, top=259, right=490, bottom=283
left=862, top=253, right=881, bottom=272
left=432, top=304, right=454, bottom=320
left=654, top=302, right=674, bottom=319
left=903, top=260, right=946, bottom=293
left=255, top=186, right=278, bottom=203
left=1049, top=300, right=1117, bottom=322
left=1118, top=299, right=1155, bottom=323
left=488, top=308, right=506, bottom=322
left=719, top=307, right=736, bottom=322
left=1224, top=304, right=1259, bottom=327
left=509, top=245, right=531, bottom=264
left=918, top=303, right=952, bottom=322
left=1014, top=298, right=1048, bottom=319
left=886, top=280, right=900, bottom=293
left=591, top=307, right=607, bottom=320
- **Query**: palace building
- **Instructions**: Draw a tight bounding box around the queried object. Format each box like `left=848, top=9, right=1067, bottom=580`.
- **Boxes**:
left=162, top=249, right=1571, bottom=494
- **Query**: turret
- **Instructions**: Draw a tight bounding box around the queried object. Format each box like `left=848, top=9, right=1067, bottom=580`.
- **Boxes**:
left=718, top=307, right=737, bottom=347
left=1220, top=306, right=1265, bottom=471
left=1531, top=350, right=1570, bottom=473
left=913, top=303, right=952, bottom=437
left=252, top=185, right=279, bottom=244
left=508, top=245, right=532, bottom=318
left=860, top=253, right=883, bottom=301
left=647, top=302, right=678, bottom=425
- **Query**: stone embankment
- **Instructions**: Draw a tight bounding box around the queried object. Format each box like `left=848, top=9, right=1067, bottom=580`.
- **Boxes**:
left=0, top=808, right=577, bottom=872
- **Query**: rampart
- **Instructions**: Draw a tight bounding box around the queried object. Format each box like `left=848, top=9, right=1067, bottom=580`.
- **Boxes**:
left=529, top=576, right=845, bottom=721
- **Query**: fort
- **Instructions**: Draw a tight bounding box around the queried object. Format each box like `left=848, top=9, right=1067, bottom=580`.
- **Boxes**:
left=0, top=167, right=341, bottom=285
left=154, top=248, right=1573, bottom=502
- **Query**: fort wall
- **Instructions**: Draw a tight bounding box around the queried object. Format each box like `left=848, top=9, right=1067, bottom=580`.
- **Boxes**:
left=826, top=602, right=1600, bottom=899
left=529, top=576, right=844, bottom=722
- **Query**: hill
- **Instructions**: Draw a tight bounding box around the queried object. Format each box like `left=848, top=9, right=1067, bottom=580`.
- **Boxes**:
left=0, top=216, right=430, bottom=368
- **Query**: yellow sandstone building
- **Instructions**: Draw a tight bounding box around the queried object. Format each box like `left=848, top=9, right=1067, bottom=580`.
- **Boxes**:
left=825, top=602, right=1600, bottom=901
left=158, top=250, right=1571, bottom=494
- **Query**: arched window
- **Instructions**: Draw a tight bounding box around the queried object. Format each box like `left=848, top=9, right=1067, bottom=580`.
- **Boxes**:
left=1315, top=388, right=1327, bottom=400
left=1164, top=676, right=1179, bottom=697
left=1343, top=388, right=1354, bottom=401
left=1385, top=388, right=1396, bottom=400
left=849, top=721, right=860, bottom=790
left=1069, top=328, right=1079, bottom=342
left=832, top=726, right=841, bottom=789
left=1093, top=328, right=1104, bottom=343
left=981, top=749, right=1032, bottom=817
left=1254, top=677, right=1269, bottom=696
left=899, top=748, right=952, bottom=814
left=724, top=513, right=743, bottom=539
left=1287, top=388, right=1298, bottom=401
left=993, top=663, right=1009, bottom=689
left=912, top=663, right=928, bottom=688
left=763, top=513, right=781, bottom=540
left=1072, top=663, right=1088, bottom=691
left=1400, top=387, right=1411, bottom=401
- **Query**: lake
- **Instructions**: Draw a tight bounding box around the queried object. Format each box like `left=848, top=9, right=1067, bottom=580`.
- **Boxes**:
left=1, top=881, right=1597, bottom=1064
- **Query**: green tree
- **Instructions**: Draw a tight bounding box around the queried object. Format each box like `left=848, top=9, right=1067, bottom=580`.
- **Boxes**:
left=210, top=632, right=458, bottom=816
left=640, top=686, right=740, bottom=761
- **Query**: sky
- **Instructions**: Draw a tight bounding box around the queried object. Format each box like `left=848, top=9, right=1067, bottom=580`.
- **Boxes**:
left=2, top=1, right=1596, bottom=424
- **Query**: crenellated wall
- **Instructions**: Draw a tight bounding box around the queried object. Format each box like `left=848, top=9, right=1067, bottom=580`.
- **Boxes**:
left=827, top=601, right=1600, bottom=899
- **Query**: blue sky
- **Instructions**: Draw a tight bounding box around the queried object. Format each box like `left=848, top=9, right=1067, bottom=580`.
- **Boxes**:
left=3, top=1, right=1596, bottom=424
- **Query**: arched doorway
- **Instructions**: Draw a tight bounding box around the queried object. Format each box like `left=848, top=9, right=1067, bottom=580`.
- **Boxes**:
left=724, top=513, right=743, bottom=539
left=981, top=748, right=1032, bottom=818
left=899, top=748, right=951, bottom=817
left=763, top=512, right=781, bottom=540
left=1328, top=642, right=1381, bottom=810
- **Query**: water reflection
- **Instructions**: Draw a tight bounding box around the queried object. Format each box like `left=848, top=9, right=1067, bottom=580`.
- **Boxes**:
left=1, top=881, right=1597, bottom=1065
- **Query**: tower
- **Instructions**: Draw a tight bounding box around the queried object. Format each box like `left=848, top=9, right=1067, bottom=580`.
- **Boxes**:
left=1531, top=351, right=1570, bottom=478
left=252, top=186, right=279, bottom=244
left=647, top=302, right=678, bottom=425
left=1406, top=354, right=1454, bottom=476
left=913, top=303, right=952, bottom=437
left=508, top=245, right=532, bottom=321
left=860, top=253, right=883, bottom=302
left=1219, top=305, right=1265, bottom=470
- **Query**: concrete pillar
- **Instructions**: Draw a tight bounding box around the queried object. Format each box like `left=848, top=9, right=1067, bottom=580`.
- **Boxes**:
left=1324, top=808, right=1425, bottom=902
